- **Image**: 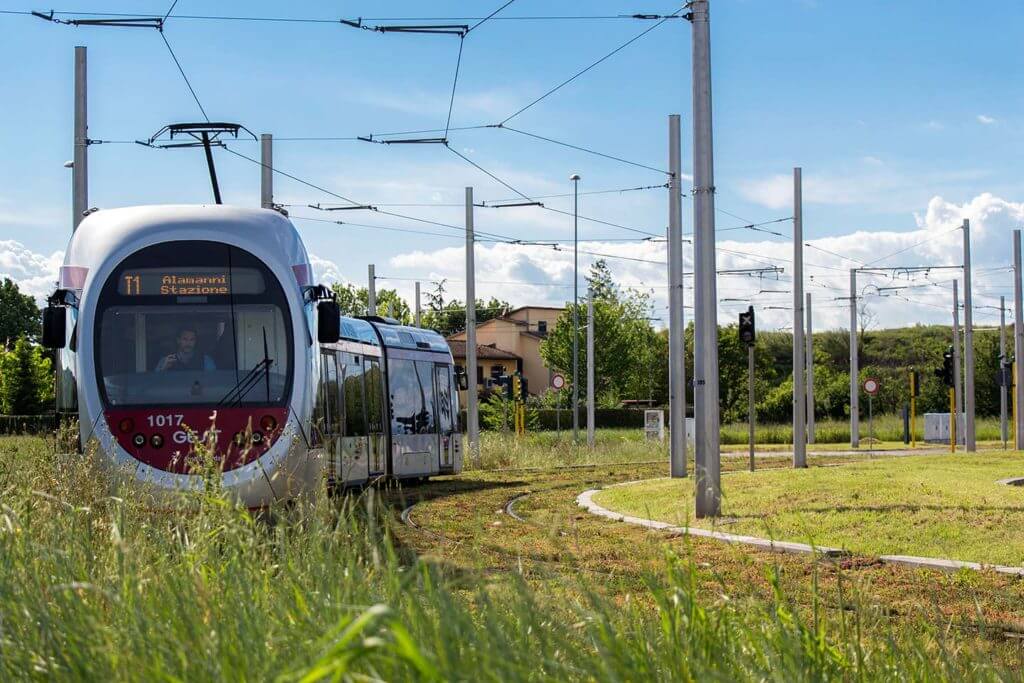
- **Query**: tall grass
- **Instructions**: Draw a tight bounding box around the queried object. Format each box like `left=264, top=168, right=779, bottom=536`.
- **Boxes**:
left=0, top=436, right=1009, bottom=680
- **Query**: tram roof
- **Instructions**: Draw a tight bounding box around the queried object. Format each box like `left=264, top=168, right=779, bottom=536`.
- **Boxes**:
left=64, top=205, right=308, bottom=281
left=347, top=317, right=450, bottom=353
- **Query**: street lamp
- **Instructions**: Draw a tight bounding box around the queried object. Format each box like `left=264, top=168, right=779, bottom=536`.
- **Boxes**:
left=570, top=173, right=581, bottom=442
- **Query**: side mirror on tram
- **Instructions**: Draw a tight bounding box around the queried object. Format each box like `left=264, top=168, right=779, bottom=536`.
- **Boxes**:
left=456, top=368, right=469, bottom=391
left=317, top=300, right=340, bottom=344
left=42, top=306, right=66, bottom=349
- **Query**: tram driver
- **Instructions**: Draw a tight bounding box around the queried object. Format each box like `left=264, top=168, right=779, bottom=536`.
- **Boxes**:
left=156, top=326, right=217, bottom=372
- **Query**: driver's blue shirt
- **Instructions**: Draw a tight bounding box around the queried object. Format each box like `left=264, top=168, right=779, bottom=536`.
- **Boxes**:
left=155, top=353, right=217, bottom=372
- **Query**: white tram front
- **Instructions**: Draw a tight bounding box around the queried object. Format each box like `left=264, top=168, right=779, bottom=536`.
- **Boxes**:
left=43, top=205, right=463, bottom=507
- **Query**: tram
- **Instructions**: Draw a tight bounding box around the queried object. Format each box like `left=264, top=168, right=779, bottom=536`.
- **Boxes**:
left=42, top=205, right=463, bottom=507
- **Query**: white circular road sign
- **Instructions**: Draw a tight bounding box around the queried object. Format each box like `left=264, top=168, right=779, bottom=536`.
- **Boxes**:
left=551, top=373, right=566, bottom=390
left=863, top=377, right=880, bottom=396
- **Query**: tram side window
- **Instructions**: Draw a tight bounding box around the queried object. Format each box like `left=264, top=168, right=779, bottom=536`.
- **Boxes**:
left=435, top=366, right=454, bottom=433
left=415, top=361, right=436, bottom=434
left=315, top=352, right=340, bottom=435
left=343, top=354, right=367, bottom=437
left=389, top=359, right=421, bottom=435
left=364, top=359, right=384, bottom=433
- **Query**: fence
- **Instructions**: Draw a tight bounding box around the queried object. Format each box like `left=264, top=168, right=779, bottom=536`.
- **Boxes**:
left=0, top=414, right=58, bottom=435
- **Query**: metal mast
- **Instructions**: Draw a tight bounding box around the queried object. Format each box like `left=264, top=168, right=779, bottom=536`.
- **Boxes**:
left=690, top=0, right=720, bottom=517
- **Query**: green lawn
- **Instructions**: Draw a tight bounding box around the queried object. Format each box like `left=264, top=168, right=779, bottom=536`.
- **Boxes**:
left=593, top=453, right=1024, bottom=567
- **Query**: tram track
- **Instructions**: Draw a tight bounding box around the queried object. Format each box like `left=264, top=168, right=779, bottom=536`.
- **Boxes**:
left=397, top=477, right=1024, bottom=643
left=502, top=492, right=531, bottom=522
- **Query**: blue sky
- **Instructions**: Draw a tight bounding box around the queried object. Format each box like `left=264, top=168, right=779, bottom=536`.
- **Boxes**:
left=1, top=1, right=1022, bottom=329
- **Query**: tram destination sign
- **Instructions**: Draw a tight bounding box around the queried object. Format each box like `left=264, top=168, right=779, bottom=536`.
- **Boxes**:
left=118, top=267, right=264, bottom=296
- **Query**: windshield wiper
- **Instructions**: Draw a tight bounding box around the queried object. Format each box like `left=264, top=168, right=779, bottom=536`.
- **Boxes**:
left=218, top=328, right=274, bottom=407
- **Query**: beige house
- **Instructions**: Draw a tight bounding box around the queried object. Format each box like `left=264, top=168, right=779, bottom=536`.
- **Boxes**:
left=446, top=340, right=520, bottom=405
left=449, top=306, right=564, bottom=396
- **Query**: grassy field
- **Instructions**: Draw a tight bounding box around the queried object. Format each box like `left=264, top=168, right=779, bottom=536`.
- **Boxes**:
left=473, top=423, right=1009, bottom=470
left=594, top=452, right=1024, bottom=566
left=2, top=435, right=1023, bottom=680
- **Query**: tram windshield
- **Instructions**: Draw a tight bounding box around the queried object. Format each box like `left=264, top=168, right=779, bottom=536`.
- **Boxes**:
left=95, top=241, right=293, bottom=407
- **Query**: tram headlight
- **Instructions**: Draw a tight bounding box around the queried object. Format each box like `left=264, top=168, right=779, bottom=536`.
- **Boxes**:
left=251, top=431, right=264, bottom=445
left=132, top=433, right=146, bottom=448
left=118, top=418, right=135, bottom=433
left=259, top=415, right=277, bottom=432
left=150, top=434, right=164, bottom=448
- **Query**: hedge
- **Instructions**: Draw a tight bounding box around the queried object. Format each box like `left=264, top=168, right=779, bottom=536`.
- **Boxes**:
left=461, top=408, right=662, bottom=431
left=0, top=414, right=57, bottom=435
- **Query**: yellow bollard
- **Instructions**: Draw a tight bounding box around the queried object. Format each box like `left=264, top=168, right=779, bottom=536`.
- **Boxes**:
left=949, top=387, right=956, bottom=453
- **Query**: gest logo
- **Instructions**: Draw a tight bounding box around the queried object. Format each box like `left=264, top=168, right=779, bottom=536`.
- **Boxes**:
left=172, top=428, right=221, bottom=445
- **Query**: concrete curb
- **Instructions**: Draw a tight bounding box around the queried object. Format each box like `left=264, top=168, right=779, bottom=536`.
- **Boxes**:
left=877, top=554, right=1024, bottom=577
left=576, top=488, right=849, bottom=558
left=578, top=485, right=1024, bottom=577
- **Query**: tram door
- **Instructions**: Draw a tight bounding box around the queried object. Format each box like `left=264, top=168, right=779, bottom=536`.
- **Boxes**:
left=339, top=353, right=370, bottom=484
left=434, top=364, right=456, bottom=469
left=364, top=358, right=387, bottom=477
left=316, top=350, right=342, bottom=482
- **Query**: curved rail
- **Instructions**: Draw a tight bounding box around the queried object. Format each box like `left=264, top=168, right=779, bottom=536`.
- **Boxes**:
left=502, top=492, right=531, bottom=522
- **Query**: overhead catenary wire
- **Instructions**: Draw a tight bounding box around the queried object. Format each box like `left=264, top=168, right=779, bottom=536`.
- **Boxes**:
left=496, top=124, right=669, bottom=175
left=159, top=31, right=208, bottom=121
left=466, top=0, right=517, bottom=34
left=9, top=10, right=690, bottom=24
left=498, top=7, right=685, bottom=125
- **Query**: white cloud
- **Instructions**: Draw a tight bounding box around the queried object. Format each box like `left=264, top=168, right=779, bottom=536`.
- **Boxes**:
left=351, top=87, right=520, bottom=120
left=0, top=240, right=63, bottom=302
left=977, top=114, right=996, bottom=125
left=382, top=193, right=1024, bottom=332
left=309, top=253, right=345, bottom=285
left=739, top=166, right=988, bottom=212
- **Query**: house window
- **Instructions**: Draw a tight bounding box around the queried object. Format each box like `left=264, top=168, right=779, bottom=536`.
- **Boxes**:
left=476, top=365, right=484, bottom=385
left=537, top=320, right=547, bottom=335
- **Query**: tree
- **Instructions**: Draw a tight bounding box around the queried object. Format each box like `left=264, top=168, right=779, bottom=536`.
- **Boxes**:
left=0, top=337, right=53, bottom=415
left=540, top=261, right=655, bottom=402
left=0, top=278, right=40, bottom=349
left=420, top=279, right=511, bottom=336
left=329, top=283, right=412, bottom=324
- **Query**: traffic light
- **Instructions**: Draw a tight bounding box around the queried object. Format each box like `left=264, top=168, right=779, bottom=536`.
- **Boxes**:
left=909, top=369, right=920, bottom=397
left=738, top=306, right=755, bottom=345
left=500, top=375, right=514, bottom=400
left=519, top=376, right=529, bottom=401
left=934, top=347, right=954, bottom=388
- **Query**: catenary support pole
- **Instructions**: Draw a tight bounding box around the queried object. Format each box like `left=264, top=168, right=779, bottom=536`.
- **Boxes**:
left=73, top=46, right=88, bottom=231
left=691, top=0, right=720, bottom=517
left=571, top=175, right=581, bottom=443
left=953, top=279, right=962, bottom=446
left=367, top=265, right=376, bottom=316
left=792, top=168, right=807, bottom=467
left=962, top=220, right=976, bottom=451
left=465, top=188, right=480, bottom=465
left=1000, top=295, right=1008, bottom=447
left=850, top=269, right=859, bottom=448
left=806, top=291, right=815, bottom=444
left=667, top=114, right=688, bottom=477
left=260, top=134, right=273, bottom=209
left=414, top=281, right=422, bottom=327
left=748, top=342, right=755, bottom=472
left=1014, top=230, right=1024, bottom=449
left=587, top=287, right=595, bottom=448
